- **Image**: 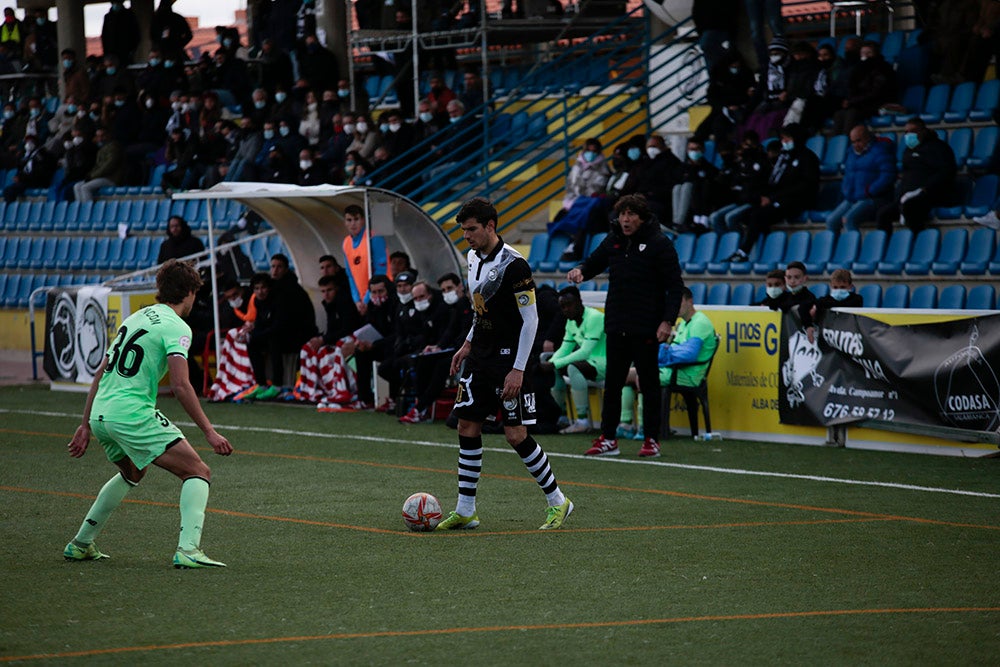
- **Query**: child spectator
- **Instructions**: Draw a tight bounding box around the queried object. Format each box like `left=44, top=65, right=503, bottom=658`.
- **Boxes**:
left=803, top=269, right=864, bottom=343
left=755, top=268, right=787, bottom=308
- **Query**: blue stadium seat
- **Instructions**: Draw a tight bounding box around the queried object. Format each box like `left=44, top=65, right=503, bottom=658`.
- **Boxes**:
left=959, top=228, right=996, bottom=275
left=13, top=200, right=33, bottom=232
left=248, top=237, right=270, bottom=270
left=704, top=232, right=743, bottom=275
left=943, top=81, right=977, bottom=123
left=820, top=135, right=848, bottom=175
left=575, top=280, right=596, bottom=291
left=688, top=282, right=707, bottom=305
left=808, top=181, right=844, bottom=222
left=938, top=284, right=966, bottom=310
left=2, top=274, right=20, bottom=307
left=684, top=232, right=718, bottom=274
left=803, top=230, right=835, bottom=274
left=133, top=236, right=154, bottom=270
left=964, top=174, right=998, bottom=218
left=751, top=231, right=787, bottom=274
left=65, top=237, right=84, bottom=270
left=778, top=230, right=810, bottom=270
left=812, top=283, right=829, bottom=299
left=909, top=284, right=937, bottom=309
left=36, top=201, right=56, bottom=232
left=903, top=228, right=941, bottom=275
left=894, top=85, right=925, bottom=125
left=730, top=282, right=755, bottom=306
left=857, top=284, right=881, bottom=308
left=895, top=42, right=930, bottom=91
left=0, top=236, right=7, bottom=266
left=918, top=83, right=950, bottom=124
left=88, top=201, right=107, bottom=230
left=881, top=30, right=905, bottom=63
left=966, top=284, right=996, bottom=310
left=364, top=74, right=380, bottom=100
left=948, top=127, right=973, bottom=168
left=881, top=284, right=908, bottom=308
left=673, top=233, right=696, bottom=265
left=71, top=201, right=93, bottom=232
left=930, top=228, right=967, bottom=275
left=2, top=236, right=22, bottom=270
left=584, top=232, right=607, bottom=258
left=843, top=229, right=886, bottom=274
left=537, top=233, right=570, bottom=272
left=967, top=126, right=998, bottom=170
left=73, top=237, right=96, bottom=270
left=805, top=135, right=825, bottom=161
left=527, top=113, right=547, bottom=141
left=1, top=200, right=17, bottom=228
left=876, top=228, right=914, bottom=274
left=933, top=175, right=971, bottom=220
left=91, top=237, right=114, bottom=270
left=827, top=230, right=862, bottom=272
left=46, top=237, right=71, bottom=271
left=969, top=79, right=1000, bottom=122
left=49, top=200, right=69, bottom=231
left=706, top=283, right=729, bottom=305
left=525, top=234, right=549, bottom=272
left=61, top=201, right=82, bottom=231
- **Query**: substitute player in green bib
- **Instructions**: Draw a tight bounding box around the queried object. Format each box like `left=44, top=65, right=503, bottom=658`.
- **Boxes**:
left=64, top=259, right=234, bottom=569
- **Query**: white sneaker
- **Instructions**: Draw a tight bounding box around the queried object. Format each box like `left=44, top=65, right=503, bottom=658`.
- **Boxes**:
left=560, top=419, right=591, bottom=434
left=973, top=210, right=1000, bottom=230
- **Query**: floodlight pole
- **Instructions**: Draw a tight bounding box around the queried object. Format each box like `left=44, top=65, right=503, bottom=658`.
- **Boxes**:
left=206, top=199, right=221, bottom=377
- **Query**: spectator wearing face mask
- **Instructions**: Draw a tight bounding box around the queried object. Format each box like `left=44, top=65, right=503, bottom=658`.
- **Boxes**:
left=831, top=40, right=896, bottom=136
left=3, top=133, right=54, bottom=202
left=631, top=134, right=683, bottom=228
left=742, top=37, right=790, bottom=142
left=825, top=125, right=896, bottom=234
left=150, top=0, right=193, bottom=65
left=296, top=147, right=329, bottom=186
left=755, top=268, right=787, bottom=309
left=346, top=113, right=381, bottom=161
left=802, top=269, right=863, bottom=344
left=769, top=260, right=815, bottom=314
left=60, top=48, right=90, bottom=107
left=57, top=129, right=97, bottom=202
left=73, top=128, right=126, bottom=202
left=23, top=9, right=57, bottom=74
left=101, top=1, right=140, bottom=66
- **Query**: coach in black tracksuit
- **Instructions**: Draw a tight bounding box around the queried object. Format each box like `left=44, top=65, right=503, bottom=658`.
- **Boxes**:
left=568, top=193, right=685, bottom=452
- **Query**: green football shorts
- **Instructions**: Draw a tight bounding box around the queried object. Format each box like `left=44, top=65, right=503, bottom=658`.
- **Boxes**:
left=90, top=410, right=185, bottom=470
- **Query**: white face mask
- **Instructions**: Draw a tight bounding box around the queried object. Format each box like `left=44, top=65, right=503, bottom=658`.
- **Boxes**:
left=228, top=296, right=244, bottom=309
left=145, top=98, right=155, bottom=109
left=342, top=123, right=355, bottom=135
left=299, top=159, right=312, bottom=170
left=770, top=54, right=784, bottom=64
left=646, top=146, right=662, bottom=159
left=414, top=298, right=430, bottom=312
left=442, top=290, right=459, bottom=305
left=355, top=122, right=368, bottom=134
left=389, top=123, right=401, bottom=132
left=72, top=135, right=84, bottom=146
left=398, top=292, right=413, bottom=304
left=765, top=286, right=784, bottom=299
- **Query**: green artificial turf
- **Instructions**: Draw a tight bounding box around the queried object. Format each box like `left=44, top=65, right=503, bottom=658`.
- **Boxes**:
left=1, top=385, right=998, bottom=665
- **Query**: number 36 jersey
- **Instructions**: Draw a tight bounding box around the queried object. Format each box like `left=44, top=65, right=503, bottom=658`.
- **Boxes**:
left=91, top=303, right=193, bottom=422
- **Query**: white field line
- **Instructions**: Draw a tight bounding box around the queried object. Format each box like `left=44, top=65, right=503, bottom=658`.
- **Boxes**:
left=4, top=408, right=1000, bottom=500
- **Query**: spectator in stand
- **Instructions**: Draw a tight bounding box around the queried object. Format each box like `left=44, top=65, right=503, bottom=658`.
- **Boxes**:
left=341, top=203, right=390, bottom=313
left=389, top=250, right=414, bottom=279
left=0, top=7, right=21, bottom=50
left=413, top=99, right=445, bottom=144
left=744, top=0, right=785, bottom=72
left=562, top=137, right=610, bottom=212
left=805, top=43, right=847, bottom=131
left=151, top=0, right=193, bottom=64
left=73, top=128, right=126, bottom=202
left=8, top=96, right=50, bottom=149
left=45, top=96, right=78, bottom=151
left=385, top=278, right=450, bottom=416
left=160, top=126, right=201, bottom=193
left=770, top=260, right=815, bottom=314
left=709, top=130, right=770, bottom=234
left=296, top=147, right=329, bottom=186
left=93, top=55, right=136, bottom=100
left=157, top=215, right=205, bottom=263
left=831, top=41, right=896, bottom=136
left=57, top=128, right=97, bottom=202
left=963, top=1, right=1000, bottom=83
left=23, top=8, right=57, bottom=75
left=333, top=79, right=353, bottom=114
left=825, top=125, right=896, bottom=234
left=742, top=37, right=790, bottom=141
left=346, top=112, right=381, bottom=161
left=458, top=69, right=488, bottom=112
left=633, top=134, right=682, bottom=228
left=381, top=110, right=414, bottom=160
left=782, top=41, right=821, bottom=128
left=297, top=33, right=338, bottom=93
left=692, top=0, right=738, bottom=72
left=298, top=89, right=321, bottom=146
left=876, top=118, right=957, bottom=234
left=136, top=48, right=172, bottom=102
left=727, top=123, right=819, bottom=261
left=345, top=151, right=372, bottom=185
left=399, top=273, right=474, bottom=424
left=261, top=144, right=295, bottom=184
left=276, top=117, right=306, bottom=158
left=61, top=49, right=90, bottom=110
left=253, top=119, right=281, bottom=176
left=352, top=274, right=397, bottom=408
left=755, top=268, right=787, bottom=308
left=427, top=73, right=457, bottom=116
left=538, top=285, right=607, bottom=435
left=252, top=38, right=294, bottom=92
left=3, top=134, right=53, bottom=202
left=694, top=49, right=755, bottom=144
left=802, top=268, right=863, bottom=343
left=673, top=137, right=719, bottom=232
left=101, top=1, right=140, bottom=66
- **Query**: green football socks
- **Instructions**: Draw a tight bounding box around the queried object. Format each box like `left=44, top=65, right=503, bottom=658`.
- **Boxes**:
left=73, top=473, right=134, bottom=545
left=178, top=477, right=210, bottom=552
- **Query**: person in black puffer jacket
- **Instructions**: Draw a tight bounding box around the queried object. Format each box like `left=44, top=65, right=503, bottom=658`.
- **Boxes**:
left=567, top=193, right=685, bottom=458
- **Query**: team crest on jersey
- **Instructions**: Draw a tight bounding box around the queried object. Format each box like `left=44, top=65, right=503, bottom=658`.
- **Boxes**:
left=487, top=268, right=498, bottom=281
left=472, top=292, right=488, bottom=315
left=502, top=397, right=518, bottom=411
left=179, top=335, right=191, bottom=350
left=639, top=243, right=646, bottom=252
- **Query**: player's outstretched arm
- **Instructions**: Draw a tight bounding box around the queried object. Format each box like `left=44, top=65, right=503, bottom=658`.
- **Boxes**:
left=167, top=356, right=233, bottom=456
left=68, top=356, right=108, bottom=458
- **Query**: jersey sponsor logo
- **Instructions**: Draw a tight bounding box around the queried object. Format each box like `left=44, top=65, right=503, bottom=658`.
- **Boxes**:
left=513, top=277, right=533, bottom=289
left=500, top=347, right=510, bottom=355
left=178, top=335, right=191, bottom=350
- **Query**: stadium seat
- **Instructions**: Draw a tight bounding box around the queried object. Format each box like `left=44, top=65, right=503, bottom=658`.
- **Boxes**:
left=880, top=30, right=905, bottom=64
left=778, top=230, right=810, bottom=270
left=750, top=231, right=787, bottom=274
left=36, top=201, right=56, bottom=232
left=0, top=236, right=7, bottom=266
left=705, top=232, right=743, bottom=275
left=880, top=283, right=908, bottom=308
left=583, top=232, right=607, bottom=259
left=805, top=135, right=825, bottom=161
left=576, top=280, right=596, bottom=291
left=808, top=181, right=844, bottom=222
left=934, top=176, right=971, bottom=220
left=2, top=274, right=20, bottom=307
left=959, top=228, right=996, bottom=275
left=133, top=236, right=154, bottom=270
left=937, top=284, right=965, bottom=310
left=903, top=228, right=941, bottom=275
left=895, top=43, right=930, bottom=91
left=706, top=283, right=729, bottom=305
left=966, top=284, right=996, bottom=310
left=75, top=237, right=97, bottom=270
left=893, top=85, right=925, bottom=125
left=50, top=200, right=69, bottom=231
left=13, top=201, right=33, bottom=232
left=92, top=237, right=115, bottom=271
left=526, top=234, right=550, bottom=272
left=966, top=126, right=998, bottom=170
left=61, top=201, right=81, bottom=231
left=803, top=230, right=835, bottom=274
left=969, top=79, right=1000, bottom=122
left=964, top=175, right=998, bottom=218
left=730, top=282, right=755, bottom=306
left=820, top=134, right=848, bottom=175
left=684, top=232, right=718, bottom=274
left=45, top=237, right=71, bottom=271
left=673, top=233, right=696, bottom=265
left=812, top=283, right=829, bottom=299
left=537, top=233, right=571, bottom=273
left=875, top=228, right=914, bottom=274
left=948, top=127, right=973, bottom=168
left=918, top=83, right=950, bottom=124
left=527, top=113, right=548, bottom=141
left=857, top=283, right=881, bottom=308
left=827, top=230, right=862, bottom=272
left=930, top=228, right=967, bottom=275
left=909, top=284, right=937, bottom=309
left=688, top=282, right=707, bottom=304
left=943, top=81, right=976, bottom=123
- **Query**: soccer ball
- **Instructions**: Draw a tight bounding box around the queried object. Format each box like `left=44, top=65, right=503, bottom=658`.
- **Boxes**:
left=402, top=492, right=442, bottom=532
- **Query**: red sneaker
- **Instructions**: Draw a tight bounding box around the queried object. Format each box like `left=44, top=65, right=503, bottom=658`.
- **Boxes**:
left=375, top=398, right=396, bottom=413
left=398, top=407, right=427, bottom=424
left=637, top=437, right=661, bottom=458
left=584, top=436, right=619, bottom=457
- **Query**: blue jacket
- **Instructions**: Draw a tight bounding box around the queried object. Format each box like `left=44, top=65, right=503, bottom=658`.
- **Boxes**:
left=841, top=137, right=896, bottom=203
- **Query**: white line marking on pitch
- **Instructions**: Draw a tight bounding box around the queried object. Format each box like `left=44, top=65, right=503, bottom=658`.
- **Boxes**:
left=5, top=408, right=999, bottom=500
